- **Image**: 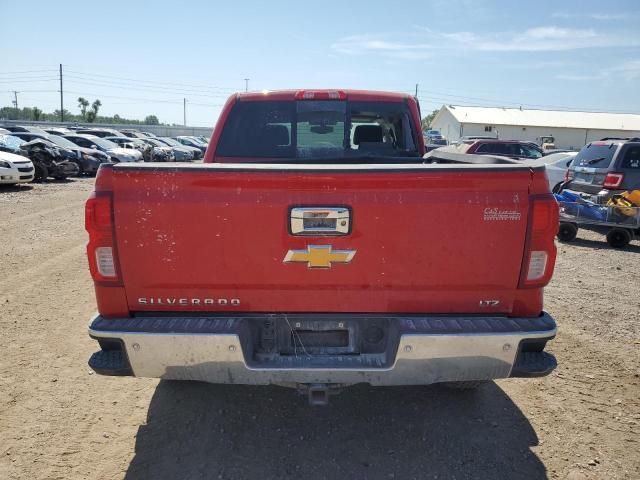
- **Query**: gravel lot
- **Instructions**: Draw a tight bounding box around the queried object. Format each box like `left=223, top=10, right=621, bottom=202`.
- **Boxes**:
left=0, top=179, right=638, bottom=480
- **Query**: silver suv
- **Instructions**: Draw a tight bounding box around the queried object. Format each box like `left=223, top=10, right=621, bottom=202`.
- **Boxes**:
left=567, top=137, right=640, bottom=196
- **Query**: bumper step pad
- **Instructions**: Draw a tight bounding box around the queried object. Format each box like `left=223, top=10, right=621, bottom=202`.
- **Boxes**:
left=88, top=350, right=132, bottom=376
left=510, top=351, right=557, bottom=378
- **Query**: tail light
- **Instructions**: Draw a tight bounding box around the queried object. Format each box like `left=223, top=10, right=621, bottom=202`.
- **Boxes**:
left=603, top=172, right=624, bottom=189
left=564, top=169, right=574, bottom=182
left=85, top=192, right=121, bottom=284
left=519, top=195, right=558, bottom=289
left=295, top=90, right=347, bottom=100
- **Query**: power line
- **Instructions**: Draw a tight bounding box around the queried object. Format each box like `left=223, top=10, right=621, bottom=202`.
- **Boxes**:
left=65, top=68, right=238, bottom=92
left=64, top=90, right=222, bottom=107
left=64, top=76, right=233, bottom=98
left=0, top=77, right=59, bottom=84
left=2, top=89, right=58, bottom=93
left=0, top=69, right=58, bottom=75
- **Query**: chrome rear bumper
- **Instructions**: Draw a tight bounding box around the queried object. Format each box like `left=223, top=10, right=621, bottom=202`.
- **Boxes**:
left=88, top=313, right=556, bottom=386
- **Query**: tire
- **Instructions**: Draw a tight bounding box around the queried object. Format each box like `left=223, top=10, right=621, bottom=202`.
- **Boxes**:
left=557, top=222, right=578, bottom=242
left=551, top=182, right=563, bottom=194
left=606, top=228, right=632, bottom=249
left=442, top=381, right=486, bottom=390
left=33, top=163, right=48, bottom=182
left=73, top=160, right=84, bottom=176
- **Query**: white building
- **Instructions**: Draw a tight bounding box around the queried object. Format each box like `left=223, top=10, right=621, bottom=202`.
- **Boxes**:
left=430, top=105, right=640, bottom=150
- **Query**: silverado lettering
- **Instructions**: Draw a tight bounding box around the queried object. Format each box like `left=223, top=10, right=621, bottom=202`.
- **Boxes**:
left=86, top=89, right=559, bottom=405
left=137, top=298, right=241, bottom=306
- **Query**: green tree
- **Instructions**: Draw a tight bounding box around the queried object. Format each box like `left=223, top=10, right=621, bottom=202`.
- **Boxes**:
left=421, top=109, right=440, bottom=130
left=91, top=99, right=102, bottom=116
left=32, top=107, right=42, bottom=121
left=144, top=115, right=159, bottom=125
left=77, top=97, right=89, bottom=120
left=86, top=99, right=102, bottom=123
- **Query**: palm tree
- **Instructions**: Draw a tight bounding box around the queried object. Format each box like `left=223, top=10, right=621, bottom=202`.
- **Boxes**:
left=86, top=99, right=102, bottom=123
left=78, top=97, right=89, bottom=120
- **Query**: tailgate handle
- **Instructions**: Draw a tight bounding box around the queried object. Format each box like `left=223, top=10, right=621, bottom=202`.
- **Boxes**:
left=289, top=207, right=351, bottom=236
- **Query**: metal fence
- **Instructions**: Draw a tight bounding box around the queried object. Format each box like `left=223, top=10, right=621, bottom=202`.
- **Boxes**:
left=0, top=119, right=213, bottom=138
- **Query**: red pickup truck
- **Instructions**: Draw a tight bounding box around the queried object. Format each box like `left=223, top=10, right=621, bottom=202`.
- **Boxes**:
left=86, top=90, right=558, bottom=405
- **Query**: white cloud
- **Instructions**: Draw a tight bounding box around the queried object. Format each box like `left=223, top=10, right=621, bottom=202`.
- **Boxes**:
left=555, top=59, right=640, bottom=82
left=330, top=34, right=434, bottom=59
left=612, top=59, right=640, bottom=80
left=331, top=26, right=638, bottom=58
left=555, top=73, right=606, bottom=81
left=552, top=12, right=632, bottom=20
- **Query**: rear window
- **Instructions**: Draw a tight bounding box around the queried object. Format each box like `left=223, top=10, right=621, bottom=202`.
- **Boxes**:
left=573, top=143, right=618, bottom=168
left=215, top=100, right=419, bottom=161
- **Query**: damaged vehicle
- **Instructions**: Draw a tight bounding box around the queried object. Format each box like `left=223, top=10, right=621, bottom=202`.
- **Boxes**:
left=63, top=134, right=143, bottom=163
left=10, top=132, right=109, bottom=175
left=20, top=139, right=79, bottom=181
left=105, top=136, right=172, bottom=162
left=155, top=137, right=202, bottom=160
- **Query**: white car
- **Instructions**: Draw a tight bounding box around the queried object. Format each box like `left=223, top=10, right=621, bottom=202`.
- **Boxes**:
left=0, top=151, right=34, bottom=185
left=529, top=152, right=577, bottom=191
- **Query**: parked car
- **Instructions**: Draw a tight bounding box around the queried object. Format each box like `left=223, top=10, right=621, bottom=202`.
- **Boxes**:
left=423, top=129, right=447, bottom=145
left=175, top=135, right=207, bottom=153
left=0, top=127, right=10, bottom=135
left=105, top=136, right=173, bottom=162
left=0, top=150, right=34, bottom=185
left=140, top=131, right=157, bottom=138
left=43, top=127, right=72, bottom=136
left=0, top=134, right=28, bottom=155
left=10, top=132, right=108, bottom=175
left=137, top=138, right=178, bottom=161
left=120, top=129, right=148, bottom=139
left=156, top=137, right=201, bottom=160
left=76, top=128, right=126, bottom=138
left=64, top=134, right=143, bottom=163
left=566, top=137, right=640, bottom=197
left=85, top=89, right=558, bottom=405
left=2, top=125, right=49, bottom=135
left=527, top=151, right=577, bottom=192
left=19, top=139, right=79, bottom=181
left=448, top=139, right=544, bottom=160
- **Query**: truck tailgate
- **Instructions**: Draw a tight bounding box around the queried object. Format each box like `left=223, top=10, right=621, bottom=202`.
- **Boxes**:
left=110, top=164, right=533, bottom=314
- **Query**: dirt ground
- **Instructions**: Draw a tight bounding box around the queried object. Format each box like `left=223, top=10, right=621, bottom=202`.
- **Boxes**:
left=0, top=178, right=638, bottom=480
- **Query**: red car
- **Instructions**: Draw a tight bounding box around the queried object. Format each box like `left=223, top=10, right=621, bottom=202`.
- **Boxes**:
left=85, top=90, right=558, bottom=404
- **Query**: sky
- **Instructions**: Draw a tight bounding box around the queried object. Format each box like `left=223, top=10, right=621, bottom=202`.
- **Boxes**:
left=1, top=0, right=639, bottom=127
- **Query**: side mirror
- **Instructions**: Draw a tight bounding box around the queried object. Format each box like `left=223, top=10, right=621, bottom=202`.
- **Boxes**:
left=90, top=145, right=98, bottom=149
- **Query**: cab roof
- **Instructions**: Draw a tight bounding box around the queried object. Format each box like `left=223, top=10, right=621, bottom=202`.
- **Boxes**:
left=235, top=89, right=412, bottom=102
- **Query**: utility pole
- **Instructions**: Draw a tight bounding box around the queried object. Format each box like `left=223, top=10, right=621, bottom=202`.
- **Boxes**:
left=244, top=78, right=249, bottom=92
left=415, top=83, right=419, bottom=97
left=183, top=98, right=186, bottom=126
left=59, top=64, right=64, bottom=122
left=12, top=90, right=18, bottom=110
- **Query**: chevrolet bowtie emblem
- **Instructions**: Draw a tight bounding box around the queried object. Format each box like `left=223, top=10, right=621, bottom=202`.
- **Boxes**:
left=284, top=245, right=356, bottom=269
